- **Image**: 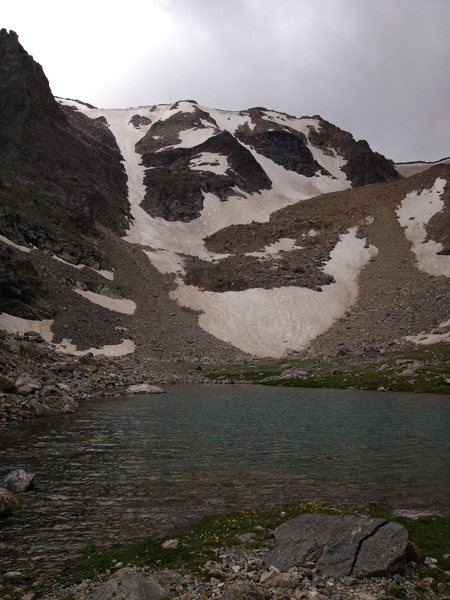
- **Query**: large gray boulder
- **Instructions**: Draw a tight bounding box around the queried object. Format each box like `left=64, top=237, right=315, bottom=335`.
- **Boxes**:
left=0, top=487, right=23, bottom=517
left=87, top=570, right=166, bottom=600
left=2, top=469, right=35, bottom=493
left=264, top=514, right=408, bottom=577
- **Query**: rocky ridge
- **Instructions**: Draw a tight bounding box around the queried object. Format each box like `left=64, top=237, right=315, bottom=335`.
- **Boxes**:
left=0, top=29, right=449, bottom=366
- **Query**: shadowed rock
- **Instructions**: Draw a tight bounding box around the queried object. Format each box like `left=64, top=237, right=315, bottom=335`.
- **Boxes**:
left=2, top=469, right=35, bottom=493
left=87, top=570, right=166, bottom=600
left=0, top=487, right=23, bottom=517
left=264, top=514, right=408, bottom=577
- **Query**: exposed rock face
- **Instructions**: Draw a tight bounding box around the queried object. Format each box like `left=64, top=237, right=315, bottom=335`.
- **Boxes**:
left=138, top=121, right=271, bottom=222
left=307, top=117, right=399, bottom=186
left=0, top=247, right=53, bottom=318
left=264, top=514, right=408, bottom=577
left=242, top=129, right=326, bottom=176
left=0, top=30, right=447, bottom=362
left=0, top=29, right=129, bottom=262
left=87, top=569, right=166, bottom=600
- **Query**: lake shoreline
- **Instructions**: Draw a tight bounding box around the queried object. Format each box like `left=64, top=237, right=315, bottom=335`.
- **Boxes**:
left=4, top=500, right=450, bottom=600
left=1, top=332, right=449, bottom=430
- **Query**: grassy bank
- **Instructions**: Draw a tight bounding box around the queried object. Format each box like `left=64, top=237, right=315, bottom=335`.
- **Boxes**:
left=68, top=502, right=450, bottom=594
left=203, top=343, right=450, bottom=394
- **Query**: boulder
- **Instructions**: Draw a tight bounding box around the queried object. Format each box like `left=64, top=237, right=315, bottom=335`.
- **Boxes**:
left=125, top=384, right=165, bottom=395
left=87, top=570, right=166, bottom=600
left=264, top=514, right=408, bottom=577
left=0, top=487, right=23, bottom=517
left=15, top=374, right=41, bottom=395
left=2, top=468, right=35, bottom=492
left=219, top=581, right=265, bottom=600
left=0, top=375, right=17, bottom=393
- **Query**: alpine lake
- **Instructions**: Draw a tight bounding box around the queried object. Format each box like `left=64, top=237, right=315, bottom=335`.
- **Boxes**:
left=0, top=384, right=449, bottom=577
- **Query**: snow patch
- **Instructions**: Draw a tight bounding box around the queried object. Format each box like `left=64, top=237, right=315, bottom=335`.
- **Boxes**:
left=91, top=268, right=115, bottom=281
left=201, top=106, right=255, bottom=134
left=190, top=152, right=230, bottom=175
left=0, top=313, right=135, bottom=356
left=260, top=112, right=350, bottom=185
left=406, top=319, right=450, bottom=345
left=51, top=255, right=114, bottom=280
left=245, top=238, right=300, bottom=258
left=0, top=313, right=54, bottom=342
left=74, top=289, right=136, bottom=314
left=55, top=338, right=136, bottom=357
left=242, top=142, right=348, bottom=199
left=160, top=101, right=197, bottom=121
left=144, top=249, right=186, bottom=275
left=396, top=178, right=449, bottom=277
left=172, top=228, right=377, bottom=357
left=166, top=127, right=216, bottom=149
left=0, top=234, right=32, bottom=253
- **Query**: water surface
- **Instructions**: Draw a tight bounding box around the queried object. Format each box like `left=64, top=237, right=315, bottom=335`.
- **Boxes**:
left=0, top=384, right=449, bottom=575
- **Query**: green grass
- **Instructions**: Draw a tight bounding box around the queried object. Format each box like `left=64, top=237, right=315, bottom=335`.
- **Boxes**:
left=203, top=343, right=450, bottom=395
left=69, top=501, right=345, bottom=582
left=68, top=501, right=450, bottom=590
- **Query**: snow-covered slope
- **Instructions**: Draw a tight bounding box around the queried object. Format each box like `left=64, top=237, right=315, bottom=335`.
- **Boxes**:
left=2, top=30, right=448, bottom=361
left=51, top=98, right=397, bottom=357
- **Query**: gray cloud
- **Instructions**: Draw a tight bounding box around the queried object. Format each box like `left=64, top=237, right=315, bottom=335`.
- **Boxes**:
left=7, top=0, right=450, bottom=161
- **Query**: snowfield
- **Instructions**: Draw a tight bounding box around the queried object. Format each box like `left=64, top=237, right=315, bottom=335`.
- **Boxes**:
left=173, top=229, right=378, bottom=357
left=53, top=99, right=380, bottom=356
left=396, top=178, right=449, bottom=277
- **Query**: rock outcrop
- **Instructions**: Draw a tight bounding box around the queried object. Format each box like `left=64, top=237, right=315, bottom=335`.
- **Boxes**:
left=0, top=28, right=128, bottom=280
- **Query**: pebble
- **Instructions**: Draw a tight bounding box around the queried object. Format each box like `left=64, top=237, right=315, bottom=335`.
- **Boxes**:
left=26, top=543, right=450, bottom=600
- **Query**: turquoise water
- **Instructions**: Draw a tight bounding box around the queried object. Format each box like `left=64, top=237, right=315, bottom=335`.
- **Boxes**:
left=0, top=384, right=449, bottom=574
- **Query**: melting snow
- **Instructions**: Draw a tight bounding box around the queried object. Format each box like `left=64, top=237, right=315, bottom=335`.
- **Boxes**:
left=172, top=228, right=377, bottom=357
left=0, top=313, right=135, bottom=356
left=160, top=101, right=197, bottom=121
left=396, top=178, right=449, bottom=277
left=0, top=234, right=33, bottom=253
left=202, top=106, right=255, bottom=134
left=245, top=238, right=300, bottom=258
left=406, top=319, right=450, bottom=345
left=55, top=338, right=136, bottom=357
left=0, top=313, right=54, bottom=342
left=242, top=142, right=347, bottom=198
left=57, top=101, right=377, bottom=356
left=51, top=255, right=114, bottom=280
left=165, top=127, right=216, bottom=149
left=190, top=152, right=230, bottom=175
left=74, top=289, right=136, bottom=314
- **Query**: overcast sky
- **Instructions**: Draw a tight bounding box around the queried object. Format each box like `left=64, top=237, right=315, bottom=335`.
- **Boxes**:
left=3, top=0, right=449, bottom=161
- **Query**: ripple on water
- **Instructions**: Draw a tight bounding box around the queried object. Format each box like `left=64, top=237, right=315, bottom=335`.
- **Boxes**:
left=0, top=384, right=449, bottom=575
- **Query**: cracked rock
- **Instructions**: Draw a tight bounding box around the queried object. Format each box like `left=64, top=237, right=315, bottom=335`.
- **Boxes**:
left=264, top=514, right=408, bottom=577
